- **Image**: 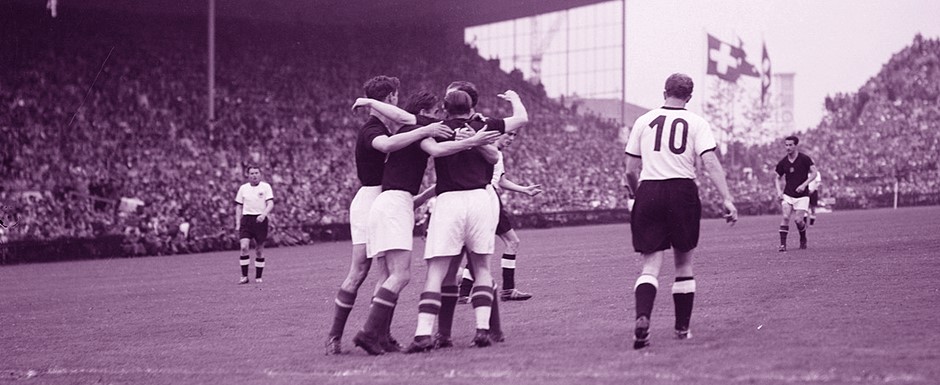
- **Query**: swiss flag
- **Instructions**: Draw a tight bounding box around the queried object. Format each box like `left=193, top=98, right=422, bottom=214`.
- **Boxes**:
left=706, top=34, right=759, bottom=83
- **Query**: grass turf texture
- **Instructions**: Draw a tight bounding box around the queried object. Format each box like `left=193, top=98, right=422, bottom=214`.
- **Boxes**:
left=2, top=206, right=939, bottom=385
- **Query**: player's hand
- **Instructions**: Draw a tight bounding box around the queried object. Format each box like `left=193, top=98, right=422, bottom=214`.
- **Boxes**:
left=523, top=184, right=543, bottom=196
left=468, top=126, right=501, bottom=146
left=722, top=200, right=738, bottom=226
left=454, top=124, right=475, bottom=141
left=235, top=223, right=240, bottom=231
left=795, top=185, right=806, bottom=193
left=419, top=122, right=451, bottom=139
left=351, top=98, right=371, bottom=111
left=256, top=214, right=266, bottom=223
left=470, top=112, right=487, bottom=121
left=497, top=90, right=520, bottom=102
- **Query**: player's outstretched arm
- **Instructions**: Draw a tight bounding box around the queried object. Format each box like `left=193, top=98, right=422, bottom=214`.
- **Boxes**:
left=498, top=176, right=543, bottom=196
left=372, top=122, right=451, bottom=154
left=701, top=151, right=737, bottom=224
left=413, top=184, right=437, bottom=209
left=420, top=129, right=500, bottom=158
left=352, top=98, right=417, bottom=132
left=498, top=90, right=528, bottom=133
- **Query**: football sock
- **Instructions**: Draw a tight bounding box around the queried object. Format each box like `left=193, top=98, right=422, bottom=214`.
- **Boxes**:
left=438, top=286, right=459, bottom=338
left=329, top=289, right=357, bottom=338
left=489, top=284, right=502, bottom=334
left=634, top=274, right=659, bottom=321
left=239, top=255, right=250, bottom=277
left=362, top=288, right=397, bottom=336
left=254, top=257, right=265, bottom=279
left=672, top=277, right=696, bottom=331
left=809, top=215, right=816, bottom=225
left=779, top=225, right=789, bottom=246
left=459, top=267, right=474, bottom=298
left=415, top=291, right=442, bottom=337
left=501, top=253, right=516, bottom=291
left=470, top=285, right=494, bottom=330
left=796, top=222, right=807, bottom=242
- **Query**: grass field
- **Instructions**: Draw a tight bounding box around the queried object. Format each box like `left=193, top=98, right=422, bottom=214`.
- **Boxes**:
left=2, top=207, right=940, bottom=385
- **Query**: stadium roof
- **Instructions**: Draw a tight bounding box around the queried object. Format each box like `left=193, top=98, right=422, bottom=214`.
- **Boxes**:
left=46, top=0, right=614, bottom=28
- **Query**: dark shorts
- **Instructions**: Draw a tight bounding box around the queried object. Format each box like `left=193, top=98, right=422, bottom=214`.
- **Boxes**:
left=630, top=179, right=701, bottom=254
left=495, top=194, right=513, bottom=235
left=809, top=190, right=819, bottom=207
left=239, top=215, right=269, bottom=243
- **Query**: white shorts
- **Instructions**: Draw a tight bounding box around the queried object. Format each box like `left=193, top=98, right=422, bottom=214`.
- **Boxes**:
left=349, top=186, right=382, bottom=245
left=424, top=186, right=499, bottom=259
left=366, top=190, right=415, bottom=259
left=782, top=194, right=810, bottom=212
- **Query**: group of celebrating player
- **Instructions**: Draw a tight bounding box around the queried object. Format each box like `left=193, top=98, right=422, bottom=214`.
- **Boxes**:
left=232, top=72, right=823, bottom=354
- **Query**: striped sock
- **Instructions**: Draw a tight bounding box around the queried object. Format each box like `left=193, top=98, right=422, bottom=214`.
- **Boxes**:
left=501, top=254, right=516, bottom=291
left=415, top=291, right=442, bottom=337
left=329, top=289, right=357, bottom=338
left=470, top=285, right=494, bottom=330
left=254, top=257, right=265, bottom=279
left=672, top=277, right=696, bottom=332
left=779, top=225, right=789, bottom=246
left=438, top=286, right=459, bottom=338
left=459, top=268, right=474, bottom=298
left=362, top=288, right=398, bottom=336
left=239, top=255, right=250, bottom=277
left=634, top=274, right=659, bottom=320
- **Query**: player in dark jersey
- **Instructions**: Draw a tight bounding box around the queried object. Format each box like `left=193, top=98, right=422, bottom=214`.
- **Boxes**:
left=350, top=91, right=501, bottom=355
left=404, top=87, right=528, bottom=353
left=326, top=76, right=452, bottom=355
left=774, top=135, right=818, bottom=251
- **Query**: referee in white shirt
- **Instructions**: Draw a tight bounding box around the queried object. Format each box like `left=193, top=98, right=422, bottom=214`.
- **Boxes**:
left=623, top=73, right=737, bottom=349
left=235, top=166, right=274, bottom=284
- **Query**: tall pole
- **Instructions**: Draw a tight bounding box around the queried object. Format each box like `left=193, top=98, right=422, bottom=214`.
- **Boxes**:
left=620, top=0, right=626, bottom=124
left=208, top=0, right=216, bottom=122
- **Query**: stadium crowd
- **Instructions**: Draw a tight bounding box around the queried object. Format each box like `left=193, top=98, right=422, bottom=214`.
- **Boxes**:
left=2, top=8, right=937, bottom=256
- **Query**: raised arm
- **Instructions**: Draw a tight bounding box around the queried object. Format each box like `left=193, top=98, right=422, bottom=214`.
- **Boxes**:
left=701, top=151, right=738, bottom=224
left=352, top=97, right=417, bottom=130
left=497, top=90, right=528, bottom=133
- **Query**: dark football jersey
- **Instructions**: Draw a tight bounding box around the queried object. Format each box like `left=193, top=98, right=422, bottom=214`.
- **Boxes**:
left=775, top=152, right=814, bottom=198
left=355, top=116, right=390, bottom=187
left=381, top=115, right=439, bottom=195
left=434, top=117, right=506, bottom=195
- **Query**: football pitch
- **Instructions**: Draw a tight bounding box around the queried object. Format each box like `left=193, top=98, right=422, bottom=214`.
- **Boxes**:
left=2, top=207, right=939, bottom=385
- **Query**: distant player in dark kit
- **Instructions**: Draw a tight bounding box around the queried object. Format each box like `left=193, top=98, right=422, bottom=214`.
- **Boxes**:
left=234, top=166, right=274, bottom=284
left=325, top=76, right=452, bottom=355
left=404, top=87, right=528, bottom=353
left=349, top=91, right=501, bottom=356
left=774, top=135, right=818, bottom=251
left=623, top=73, right=737, bottom=349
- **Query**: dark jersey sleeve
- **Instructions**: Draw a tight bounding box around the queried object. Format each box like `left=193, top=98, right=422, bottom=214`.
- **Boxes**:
left=363, top=121, right=389, bottom=148
left=482, top=117, right=506, bottom=134
left=775, top=159, right=786, bottom=176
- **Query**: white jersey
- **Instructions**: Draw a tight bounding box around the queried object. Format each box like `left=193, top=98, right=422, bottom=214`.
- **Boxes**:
left=235, top=182, right=274, bottom=215
left=490, top=151, right=505, bottom=188
left=624, top=107, right=717, bottom=181
left=808, top=171, right=822, bottom=192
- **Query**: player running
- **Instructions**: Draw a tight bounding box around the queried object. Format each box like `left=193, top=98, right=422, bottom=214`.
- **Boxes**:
left=774, top=135, right=818, bottom=251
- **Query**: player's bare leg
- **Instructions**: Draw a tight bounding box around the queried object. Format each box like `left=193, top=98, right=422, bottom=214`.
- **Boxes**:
left=673, top=250, right=696, bottom=340
left=253, top=242, right=265, bottom=283
left=326, top=244, right=373, bottom=355
left=498, top=230, right=531, bottom=301
left=466, top=251, right=496, bottom=347
left=779, top=203, right=794, bottom=252
left=633, top=250, right=664, bottom=349
left=793, top=209, right=809, bottom=249
left=238, top=238, right=252, bottom=284
left=405, top=256, right=454, bottom=353
left=354, top=250, right=410, bottom=355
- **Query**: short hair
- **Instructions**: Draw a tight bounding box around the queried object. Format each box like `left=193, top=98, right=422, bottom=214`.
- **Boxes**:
left=664, top=73, right=694, bottom=100
left=363, top=76, right=400, bottom=101
left=444, top=90, right=472, bottom=116
left=446, top=81, right=479, bottom=107
left=404, top=90, right=439, bottom=115
left=785, top=135, right=799, bottom=145
left=246, top=165, right=262, bottom=173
